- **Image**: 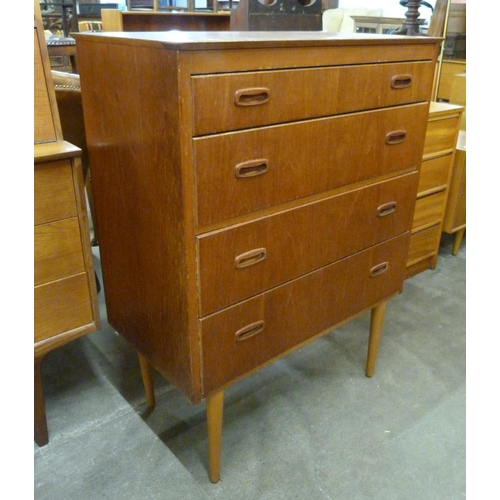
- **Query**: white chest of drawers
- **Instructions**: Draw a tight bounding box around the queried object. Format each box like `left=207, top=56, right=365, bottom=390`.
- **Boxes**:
left=75, top=31, right=439, bottom=482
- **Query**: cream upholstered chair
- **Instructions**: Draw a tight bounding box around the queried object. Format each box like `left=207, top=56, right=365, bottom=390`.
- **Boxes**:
left=322, top=7, right=383, bottom=32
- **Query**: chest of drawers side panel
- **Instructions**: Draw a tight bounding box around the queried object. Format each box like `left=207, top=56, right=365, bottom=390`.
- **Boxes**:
left=76, top=40, right=202, bottom=401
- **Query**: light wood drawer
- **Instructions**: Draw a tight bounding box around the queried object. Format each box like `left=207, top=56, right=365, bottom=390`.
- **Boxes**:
left=34, top=218, right=85, bottom=286
left=35, top=159, right=77, bottom=225
left=407, top=224, right=441, bottom=265
left=418, top=154, right=453, bottom=195
left=192, top=61, right=434, bottom=135
left=34, top=273, right=93, bottom=343
left=200, top=233, right=409, bottom=394
left=198, top=173, right=417, bottom=316
left=194, top=103, right=428, bottom=226
left=412, top=190, right=447, bottom=230
left=423, top=116, right=460, bottom=158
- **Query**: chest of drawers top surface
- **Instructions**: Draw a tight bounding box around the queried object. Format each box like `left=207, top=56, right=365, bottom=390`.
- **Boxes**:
left=74, top=30, right=439, bottom=48
left=75, top=31, right=440, bottom=75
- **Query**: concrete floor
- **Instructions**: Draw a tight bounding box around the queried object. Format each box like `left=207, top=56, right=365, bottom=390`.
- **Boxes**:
left=34, top=234, right=465, bottom=500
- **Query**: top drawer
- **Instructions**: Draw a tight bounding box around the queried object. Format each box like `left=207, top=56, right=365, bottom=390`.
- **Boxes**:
left=191, top=60, right=435, bottom=135
left=422, top=116, right=461, bottom=159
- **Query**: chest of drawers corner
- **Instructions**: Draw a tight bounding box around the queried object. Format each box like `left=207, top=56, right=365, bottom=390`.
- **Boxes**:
left=75, top=31, right=439, bottom=481
left=406, top=101, right=464, bottom=278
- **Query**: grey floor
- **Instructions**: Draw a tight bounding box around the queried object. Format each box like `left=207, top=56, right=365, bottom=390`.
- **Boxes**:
left=34, top=233, right=466, bottom=500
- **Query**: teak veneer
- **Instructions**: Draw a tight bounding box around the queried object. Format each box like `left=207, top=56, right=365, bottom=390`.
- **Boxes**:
left=74, top=31, right=440, bottom=482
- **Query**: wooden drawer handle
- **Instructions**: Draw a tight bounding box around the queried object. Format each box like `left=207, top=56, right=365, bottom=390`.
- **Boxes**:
left=234, top=87, right=270, bottom=107
left=235, top=248, right=267, bottom=269
left=235, top=159, right=269, bottom=178
left=377, top=202, right=397, bottom=217
left=385, top=130, right=406, bottom=145
left=370, top=262, right=389, bottom=278
left=235, top=321, right=265, bottom=342
left=391, top=74, right=412, bottom=89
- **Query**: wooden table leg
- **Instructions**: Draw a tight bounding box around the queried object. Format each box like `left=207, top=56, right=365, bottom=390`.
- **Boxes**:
left=366, top=301, right=387, bottom=378
left=138, top=353, right=156, bottom=409
left=206, top=389, right=224, bottom=483
left=452, top=228, right=465, bottom=256
left=34, top=356, right=49, bottom=446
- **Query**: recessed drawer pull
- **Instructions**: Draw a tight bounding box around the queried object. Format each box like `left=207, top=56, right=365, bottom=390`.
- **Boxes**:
left=235, top=248, right=267, bottom=269
left=385, top=130, right=406, bottom=145
left=234, top=87, right=270, bottom=107
left=370, top=262, right=389, bottom=278
left=235, top=321, right=265, bottom=342
left=391, top=74, right=412, bottom=89
left=377, top=202, right=397, bottom=217
left=235, top=159, right=269, bottom=179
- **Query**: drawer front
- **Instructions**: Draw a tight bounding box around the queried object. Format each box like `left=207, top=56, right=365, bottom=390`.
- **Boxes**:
left=201, top=233, right=409, bottom=394
left=35, top=159, right=77, bottom=225
left=34, top=273, right=94, bottom=343
left=418, top=154, right=453, bottom=195
left=34, top=218, right=85, bottom=286
left=192, top=61, right=434, bottom=135
left=195, top=103, right=428, bottom=226
left=198, top=173, right=417, bottom=316
left=407, top=224, right=441, bottom=266
left=412, top=190, right=447, bottom=230
left=423, top=116, right=460, bottom=158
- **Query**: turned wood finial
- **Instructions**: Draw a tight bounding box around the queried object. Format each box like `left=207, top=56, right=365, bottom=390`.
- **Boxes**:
left=393, top=0, right=425, bottom=36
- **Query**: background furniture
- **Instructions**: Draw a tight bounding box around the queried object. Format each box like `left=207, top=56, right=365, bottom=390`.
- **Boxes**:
left=442, top=71, right=466, bottom=255
left=46, top=36, right=78, bottom=72
left=230, top=0, right=322, bottom=31
left=322, top=7, right=383, bottom=32
left=429, top=0, right=466, bottom=101
left=442, top=131, right=465, bottom=255
left=406, top=101, right=463, bottom=278
left=75, top=30, right=438, bottom=482
left=101, top=8, right=231, bottom=31
left=437, top=59, right=466, bottom=101
left=51, top=70, right=99, bottom=245
left=351, top=16, right=412, bottom=34
left=39, top=0, right=78, bottom=36
left=34, top=0, right=100, bottom=446
left=126, top=0, right=235, bottom=11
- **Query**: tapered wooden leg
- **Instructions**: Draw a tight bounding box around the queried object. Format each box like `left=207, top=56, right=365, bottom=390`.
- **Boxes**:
left=138, top=353, right=155, bottom=408
left=34, top=356, right=49, bottom=446
left=206, top=389, right=224, bottom=483
left=366, top=301, right=387, bottom=378
left=452, top=228, right=465, bottom=256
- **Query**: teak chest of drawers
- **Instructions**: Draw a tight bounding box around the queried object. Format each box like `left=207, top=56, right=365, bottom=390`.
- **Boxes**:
left=74, top=31, right=439, bottom=482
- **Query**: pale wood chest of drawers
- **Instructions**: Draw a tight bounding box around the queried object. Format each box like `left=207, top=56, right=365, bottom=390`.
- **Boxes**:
left=75, top=31, right=439, bottom=481
left=34, top=0, right=100, bottom=446
left=406, top=102, right=464, bottom=277
left=442, top=130, right=466, bottom=255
